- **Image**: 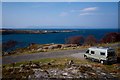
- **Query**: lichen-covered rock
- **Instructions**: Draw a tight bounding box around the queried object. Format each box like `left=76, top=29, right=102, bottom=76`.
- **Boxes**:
left=3, top=60, right=119, bottom=79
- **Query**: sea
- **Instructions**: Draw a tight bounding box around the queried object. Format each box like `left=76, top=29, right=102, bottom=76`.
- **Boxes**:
left=1, top=29, right=119, bottom=52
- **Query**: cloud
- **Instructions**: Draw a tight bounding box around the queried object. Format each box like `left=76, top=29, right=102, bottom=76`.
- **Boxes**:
left=79, top=13, right=93, bottom=16
left=59, top=12, right=68, bottom=16
left=60, top=7, right=98, bottom=17
left=78, top=7, right=98, bottom=16
left=70, top=7, right=98, bottom=13
left=81, top=7, right=98, bottom=12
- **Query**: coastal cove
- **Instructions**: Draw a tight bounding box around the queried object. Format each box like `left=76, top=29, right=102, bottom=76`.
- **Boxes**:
left=2, top=29, right=118, bottom=52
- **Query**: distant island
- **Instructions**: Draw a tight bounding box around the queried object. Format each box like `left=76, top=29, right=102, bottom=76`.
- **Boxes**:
left=0, top=29, right=77, bottom=35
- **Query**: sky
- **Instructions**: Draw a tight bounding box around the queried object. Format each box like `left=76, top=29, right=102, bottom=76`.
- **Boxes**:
left=2, top=2, right=118, bottom=29
left=1, top=0, right=120, bottom=2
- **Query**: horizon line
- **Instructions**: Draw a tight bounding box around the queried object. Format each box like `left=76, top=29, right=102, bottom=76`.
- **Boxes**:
left=1, top=27, right=119, bottom=29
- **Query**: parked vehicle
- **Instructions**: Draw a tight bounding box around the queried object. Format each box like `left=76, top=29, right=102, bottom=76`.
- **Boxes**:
left=84, top=47, right=117, bottom=64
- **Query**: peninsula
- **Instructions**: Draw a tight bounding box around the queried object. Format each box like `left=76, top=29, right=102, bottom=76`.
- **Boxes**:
left=0, top=29, right=77, bottom=35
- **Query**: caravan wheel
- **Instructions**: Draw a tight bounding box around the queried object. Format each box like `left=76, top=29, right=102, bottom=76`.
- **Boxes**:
left=100, top=60, right=104, bottom=64
left=84, top=55, right=87, bottom=59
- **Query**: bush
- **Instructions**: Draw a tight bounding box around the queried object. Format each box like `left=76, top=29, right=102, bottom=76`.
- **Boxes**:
left=66, top=35, right=84, bottom=45
left=84, top=35, right=97, bottom=46
left=2, top=40, right=18, bottom=51
left=100, top=32, right=120, bottom=43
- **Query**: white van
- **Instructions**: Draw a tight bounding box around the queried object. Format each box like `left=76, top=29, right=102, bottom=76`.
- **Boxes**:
left=84, top=47, right=117, bottom=64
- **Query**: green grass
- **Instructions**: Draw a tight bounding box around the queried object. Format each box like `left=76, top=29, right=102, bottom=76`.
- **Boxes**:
left=97, top=42, right=120, bottom=47
left=3, top=57, right=89, bottom=68
left=3, top=57, right=119, bottom=74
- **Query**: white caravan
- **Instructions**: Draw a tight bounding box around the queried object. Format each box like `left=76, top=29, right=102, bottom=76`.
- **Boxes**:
left=84, top=47, right=117, bottom=64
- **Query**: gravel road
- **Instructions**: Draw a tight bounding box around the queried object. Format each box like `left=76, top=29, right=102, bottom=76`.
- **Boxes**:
left=2, top=49, right=86, bottom=64
left=3, top=43, right=119, bottom=65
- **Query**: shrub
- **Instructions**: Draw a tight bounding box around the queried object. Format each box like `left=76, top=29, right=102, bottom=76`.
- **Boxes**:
left=2, top=40, right=18, bottom=51
left=100, top=32, right=120, bottom=43
left=65, top=35, right=84, bottom=45
left=84, top=35, right=97, bottom=46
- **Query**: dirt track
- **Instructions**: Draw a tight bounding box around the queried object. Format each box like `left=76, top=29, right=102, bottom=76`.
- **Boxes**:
left=2, top=49, right=86, bottom=64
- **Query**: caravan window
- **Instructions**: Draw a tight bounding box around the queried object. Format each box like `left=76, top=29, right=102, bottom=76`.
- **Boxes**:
left=107, top=51, right=115, bottom=57
left=91, top=51, right=95, bottom=54
left=86, top=50, right=89, bottom=53
left=100, top=52, right=105, bottom=55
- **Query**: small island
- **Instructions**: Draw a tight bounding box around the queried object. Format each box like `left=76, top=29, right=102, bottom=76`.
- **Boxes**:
left=0, top=29, right=77, bottom=35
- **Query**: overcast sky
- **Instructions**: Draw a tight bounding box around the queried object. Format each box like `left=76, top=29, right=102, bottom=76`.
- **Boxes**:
left=2, top=2, right=118, bottom=29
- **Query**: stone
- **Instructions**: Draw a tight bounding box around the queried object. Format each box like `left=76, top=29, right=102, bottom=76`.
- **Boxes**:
left=37, top=48, right=42, bottom=51
left=33, top=69, right=49, bottom=78
left=19, top=68, right=24, bottom=73
left=31, top=64, right=37, bottom=68
left=20, top=64, right=25, bottom=68
left=101, top=72, right=106, bottom=76
left=79, top=73, right=84, bottom=78
left=71, top=69, right=79, bottom=74
left=62, top=72, right=68, bottom=76
left=22, top=76, right=26, bottom=78
left=88, top=72, right=96, bottom=76
left=47, top=62, right=52, bottom=65
left=25, top=65, right=30, bottom=68
left=66, top=60, right=75, bottom=67
left=84, top=73, right=89, bottom=78
left=28, top=75, right=35, bottom=79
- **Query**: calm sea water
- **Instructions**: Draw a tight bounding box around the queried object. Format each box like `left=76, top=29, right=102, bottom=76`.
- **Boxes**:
left=2, top=29, right=118, bottom=51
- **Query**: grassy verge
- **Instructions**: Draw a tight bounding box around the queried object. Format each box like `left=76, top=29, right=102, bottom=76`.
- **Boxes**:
left=3, top=57, right=119, bottom=70
left=3, top=57, right=88, bottom=68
